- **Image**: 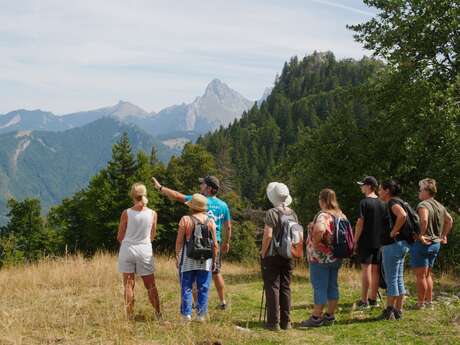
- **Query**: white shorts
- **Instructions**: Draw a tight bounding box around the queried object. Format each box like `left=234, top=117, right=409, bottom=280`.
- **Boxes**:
left=118, top=242, right=154, bottom=276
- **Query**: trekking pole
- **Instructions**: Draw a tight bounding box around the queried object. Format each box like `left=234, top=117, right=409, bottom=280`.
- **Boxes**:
left=377, top=290, right=383, bottom=304
left=259, top=287, right=265, bottom=322
left=263, top=295, right=267, bottom=323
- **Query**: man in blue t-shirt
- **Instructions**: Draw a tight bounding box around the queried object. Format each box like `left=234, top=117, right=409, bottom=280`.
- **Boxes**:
left=152, top=175, right=232, bottom=310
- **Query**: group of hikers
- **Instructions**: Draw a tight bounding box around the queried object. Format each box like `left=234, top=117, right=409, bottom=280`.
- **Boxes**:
left=116, top=174, right=453, bottom=330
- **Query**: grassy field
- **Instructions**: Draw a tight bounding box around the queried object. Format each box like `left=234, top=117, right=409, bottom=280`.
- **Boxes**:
left=1, top=253, right=459, bottom=345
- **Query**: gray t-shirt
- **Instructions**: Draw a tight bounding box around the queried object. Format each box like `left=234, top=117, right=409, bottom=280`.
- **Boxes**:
left=417, top=198, right=447, bottom=242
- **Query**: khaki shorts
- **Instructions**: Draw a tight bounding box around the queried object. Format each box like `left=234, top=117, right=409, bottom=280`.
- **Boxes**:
left=212, top=243, right=222, bottom=274
left=118, top=242, right=154, bottom=276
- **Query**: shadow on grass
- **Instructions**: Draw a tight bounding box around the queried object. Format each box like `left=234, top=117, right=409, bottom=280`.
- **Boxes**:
left=234, top=316, right=383, bottom=330
left=224, top=272, right=310, bottom=285
left=332, top=315, right=382, bottom=326
left=224, top=272, right=264, bottom=285
left=235, top=320, right=266, bottom=329
left=133, top=314, right=147, bottom=322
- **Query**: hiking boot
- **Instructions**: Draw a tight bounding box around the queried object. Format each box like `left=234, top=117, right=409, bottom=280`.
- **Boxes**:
left=378, top=307, right=396, bottom=320
left=216, top=302, right=227, bottom=310
left=323, top=313, right=336, bottom=326
left=393, top=309, right=403, bottom=320
left=299, top=316, right=324, bottom=328
left=356, top=300, right=370, bottom=309
left=280, top=322, right=292, bottom=330
left=265, top=323, right=281, bottom=331
left=368, top=299, right=380, bottom=308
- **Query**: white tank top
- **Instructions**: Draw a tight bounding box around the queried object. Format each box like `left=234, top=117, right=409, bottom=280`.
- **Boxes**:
left=123, top=208, right=154, bottom=245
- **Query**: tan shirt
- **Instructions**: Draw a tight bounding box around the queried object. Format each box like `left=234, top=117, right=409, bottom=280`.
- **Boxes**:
left=417, top=198, right=447, bottom=242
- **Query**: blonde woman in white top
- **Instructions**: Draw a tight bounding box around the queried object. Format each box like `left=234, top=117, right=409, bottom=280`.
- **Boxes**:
left=117, top=182, right=161, bottom=319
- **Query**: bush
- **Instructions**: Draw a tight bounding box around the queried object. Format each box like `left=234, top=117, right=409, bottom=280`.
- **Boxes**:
left=436, top=212, right=460, bottom=273
left=226, top=221, right=258, bottom=263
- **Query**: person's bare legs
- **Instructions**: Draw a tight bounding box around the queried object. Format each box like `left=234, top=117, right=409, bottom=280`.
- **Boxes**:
left=360, top=264, right=371, bottom=302
left=312, top=304, right=325, bottom=318
left=395, top=295, right=405, bottom=311
left=123, top=273, right=135, bottom=319
left=426, top=269, right=434, bottom=303
left=141, top=274, right=161, bottom=315
left=213, top=273, right=225, bottom=304
left=414, top=267, right=428, bottom=304
left=370, top=264, right=380, bottom=301
left=387, top=295, right=396, bottom=308
left=327, top=299, right=338, bottom=316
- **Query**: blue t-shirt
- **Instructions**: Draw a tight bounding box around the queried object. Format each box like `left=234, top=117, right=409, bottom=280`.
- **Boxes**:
left=184, top=195, right=231, bottom=242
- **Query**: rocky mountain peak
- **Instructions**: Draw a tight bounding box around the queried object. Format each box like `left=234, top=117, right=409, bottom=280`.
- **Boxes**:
left=109, top=100, right=149, bottom=118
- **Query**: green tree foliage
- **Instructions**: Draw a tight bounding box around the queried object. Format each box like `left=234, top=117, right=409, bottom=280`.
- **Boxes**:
left=199, top=52, right=383, bottom=213
left=153, top=143, right=218, bottom=250
left=348, top=0, right=460, bottom=209
left=0, top=198, right=61, bottom=266
left=48, top=141, right=220, bottom=254
left=49, top=133, right=140, bottom=254
left=348, top=0, right=459, bottom=83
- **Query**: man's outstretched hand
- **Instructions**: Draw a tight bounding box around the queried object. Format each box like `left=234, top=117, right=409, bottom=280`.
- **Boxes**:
left=152, top=177, right=162, bottom=190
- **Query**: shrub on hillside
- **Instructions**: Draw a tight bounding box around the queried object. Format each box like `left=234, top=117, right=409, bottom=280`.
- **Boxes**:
left=225, top=221, right=258, bottom=263
left=436, top=213, right=459, bottom=274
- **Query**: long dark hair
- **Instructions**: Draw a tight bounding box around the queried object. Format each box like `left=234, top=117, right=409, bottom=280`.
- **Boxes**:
left=381, top=180, right=402, bottom=197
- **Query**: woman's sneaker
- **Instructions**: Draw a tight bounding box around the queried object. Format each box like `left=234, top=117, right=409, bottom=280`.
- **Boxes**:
left=368, top=299, right=380, bottom=308
left=356, top=300, right=370, bottom=309
left=378, top=307, right=396, bottom=320
left=299, top=316, right=324, bottom=328
left=393, top=309, right=403, bottom=320
left=323, top=313, right=336, bottom=326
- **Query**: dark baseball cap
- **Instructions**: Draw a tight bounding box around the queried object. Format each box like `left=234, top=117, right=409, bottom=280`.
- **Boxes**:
left=357, top=176, right=378, bottom=187
left=199, top=175, right=220, bottom=190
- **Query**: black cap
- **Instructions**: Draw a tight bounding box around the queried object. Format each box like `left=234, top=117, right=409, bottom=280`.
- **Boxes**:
left=357, top=176, right=378, bottom=187
left=199, top=175, right=220, bottom=190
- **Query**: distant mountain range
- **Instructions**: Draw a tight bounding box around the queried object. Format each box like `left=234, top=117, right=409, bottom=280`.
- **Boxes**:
left=0, top=79, right=267, bottom=224
left=0, top=117, right=170, bottom=224
left=0, top=79, right=255, bottom=138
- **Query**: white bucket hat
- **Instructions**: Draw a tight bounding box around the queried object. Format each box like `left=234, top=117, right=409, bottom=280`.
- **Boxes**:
left=266, top=182, right=292, bottom=207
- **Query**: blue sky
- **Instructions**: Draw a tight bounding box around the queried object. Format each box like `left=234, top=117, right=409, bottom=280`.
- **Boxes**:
left=0, top=0, right=375, bottom=114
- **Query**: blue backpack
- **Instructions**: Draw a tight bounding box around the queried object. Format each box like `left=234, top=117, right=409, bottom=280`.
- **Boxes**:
left=330, top=214, right=355, bottom=259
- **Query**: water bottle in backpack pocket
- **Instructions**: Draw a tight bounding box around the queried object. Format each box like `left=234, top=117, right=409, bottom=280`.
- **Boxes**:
left=186, top=216, right=213, bottom=261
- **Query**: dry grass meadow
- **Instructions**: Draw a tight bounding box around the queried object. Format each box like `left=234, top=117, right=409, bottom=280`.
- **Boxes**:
left=1, top=253, right=459, bottom=345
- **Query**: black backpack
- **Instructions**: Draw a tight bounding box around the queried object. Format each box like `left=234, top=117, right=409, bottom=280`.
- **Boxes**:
left=391, top=198, right=421, bottom=244
left=186, top=216, right=213, bottom=261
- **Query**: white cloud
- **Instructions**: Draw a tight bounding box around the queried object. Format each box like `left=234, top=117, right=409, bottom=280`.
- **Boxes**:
left=0, top=0, right=373, bottom=114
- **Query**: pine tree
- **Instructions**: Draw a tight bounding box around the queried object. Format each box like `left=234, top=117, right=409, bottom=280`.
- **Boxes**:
left=107, top=133, right=136, bottom=212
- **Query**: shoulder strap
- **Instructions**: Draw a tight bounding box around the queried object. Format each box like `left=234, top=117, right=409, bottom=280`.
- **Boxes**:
left=190, top=214, right=210, bottom=225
